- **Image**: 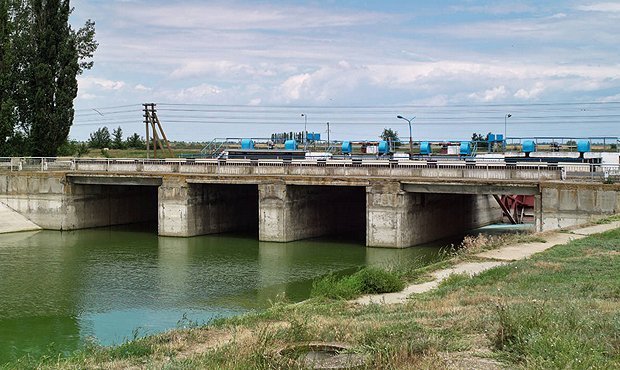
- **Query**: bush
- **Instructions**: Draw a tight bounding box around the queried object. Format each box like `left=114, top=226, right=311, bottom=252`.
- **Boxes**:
left=311, top=267, right=405, bottom=300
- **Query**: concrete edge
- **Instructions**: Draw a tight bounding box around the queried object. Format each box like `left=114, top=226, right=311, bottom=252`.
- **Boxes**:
left=0, top=202, right=43, bottom=234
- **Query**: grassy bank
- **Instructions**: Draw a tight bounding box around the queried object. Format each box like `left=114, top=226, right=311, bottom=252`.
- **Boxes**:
left=6, top=227, right=620, bottom=369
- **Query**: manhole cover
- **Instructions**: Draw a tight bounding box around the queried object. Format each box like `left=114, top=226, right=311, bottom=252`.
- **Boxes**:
left=277, top=342, right=366, bottom=369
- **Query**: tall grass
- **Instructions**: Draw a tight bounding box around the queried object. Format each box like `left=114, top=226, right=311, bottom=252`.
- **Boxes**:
left=311, top=267, right=405, bottom=300
left=493, top=300, right=620, bottom=368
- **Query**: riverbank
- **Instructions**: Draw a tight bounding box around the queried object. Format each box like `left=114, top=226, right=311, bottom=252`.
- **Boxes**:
left=355, top=220, right=620, bottom=305
left=7, top=219, right=620, bottom=369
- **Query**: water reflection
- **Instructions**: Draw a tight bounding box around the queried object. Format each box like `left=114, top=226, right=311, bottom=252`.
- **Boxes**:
left=0, top=226, right=442, bottom=363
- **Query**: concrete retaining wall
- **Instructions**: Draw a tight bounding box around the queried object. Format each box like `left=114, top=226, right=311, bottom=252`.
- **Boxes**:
left=0, top=173, right=157, bottom=230
left=541, top=182, right=620, bottom=230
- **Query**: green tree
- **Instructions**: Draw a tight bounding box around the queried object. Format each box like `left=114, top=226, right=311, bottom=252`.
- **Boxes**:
left=0, top=0, right=97, bottom=156
left=88, top=126, right=111, bottom=149
left=112, top=126, right=124, bottom=149
left=380, top=128, right=401, bottom=147
left=0, top=0, right=16, bottom=156
left=28, top=0, right=79, bottom=156
left=125, top=133, right=145, bottom=149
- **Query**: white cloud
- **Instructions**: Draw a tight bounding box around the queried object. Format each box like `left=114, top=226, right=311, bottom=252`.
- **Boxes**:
left=577, top=2, right=620, bottom=12
left=170, top=61, right=280, bottom=80
left=468, top=86, right=508, bottom=102
left=134, top=84, right=151, bottom=91
left=113, top=3, right=392, bottom=31
left=77, top=92, right=97, bottom=100
left=78, top=76, right=126, bottom=90
left=279, top=73, right=312, bottom=101
left=514, top=82, right=545, bottom=99
left=160, top=83, right=222, bottom=102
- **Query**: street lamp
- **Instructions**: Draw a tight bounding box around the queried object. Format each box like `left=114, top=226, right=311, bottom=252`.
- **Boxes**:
left=301, top=113, right=307, bottom=145
left=397, top=115, right=416, bottom=157
left=326, top=121, right=330, bottom=149
left=504, top=113, right=512, bottom=150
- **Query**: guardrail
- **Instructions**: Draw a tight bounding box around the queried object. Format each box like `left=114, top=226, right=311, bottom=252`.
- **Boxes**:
left=1, top=157, right=618, bottom=182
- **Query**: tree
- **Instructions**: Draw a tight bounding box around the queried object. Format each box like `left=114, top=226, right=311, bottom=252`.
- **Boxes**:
left=380, top=128, right=401, bottom=147
left=112, top=126, right=124, bottom=149
left=0, top=0, right=16, bottom=156
left=88, top=126, right=111, bottom=149
left=125, top=133, right=145, bottom=149
left=0, top=0, right=97, bottom=156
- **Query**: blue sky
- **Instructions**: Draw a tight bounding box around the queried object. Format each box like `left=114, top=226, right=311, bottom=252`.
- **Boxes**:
left=70, top=1, right=620, bottom=142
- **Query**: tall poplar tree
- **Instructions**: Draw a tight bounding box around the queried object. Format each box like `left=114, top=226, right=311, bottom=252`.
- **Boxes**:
left=0, top=0, right=96, bottom=156
left=0, top=0, right=16, bottom=156
left=29, top=0, right=77, bottom=156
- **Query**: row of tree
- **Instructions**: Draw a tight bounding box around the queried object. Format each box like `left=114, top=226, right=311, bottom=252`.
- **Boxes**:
left=88, top=126, right=145, bottom=149
left=0, top=0, right=97, bottom=157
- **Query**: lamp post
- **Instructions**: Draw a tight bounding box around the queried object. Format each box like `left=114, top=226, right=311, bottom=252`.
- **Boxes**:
left=504, top=113, right=512, bottom=150
left=326, top=121, right=330, bottom=149
left=397, top=115, right=415, bottom=157
left=301, top=113, right=307, bottom=145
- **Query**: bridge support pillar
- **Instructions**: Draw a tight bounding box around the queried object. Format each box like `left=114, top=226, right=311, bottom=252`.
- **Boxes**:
left=366, top=182, right=502, bottom=248
left=366, top=182, right=417, bottom=248
left=158, top=179, right=196, bottom=237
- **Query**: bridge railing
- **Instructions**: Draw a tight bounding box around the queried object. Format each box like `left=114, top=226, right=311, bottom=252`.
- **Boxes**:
left=1, top=157, right=618, bottom=182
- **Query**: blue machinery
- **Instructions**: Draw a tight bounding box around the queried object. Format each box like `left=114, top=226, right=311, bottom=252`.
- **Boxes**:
left=193, top=135, right=617, bottom=161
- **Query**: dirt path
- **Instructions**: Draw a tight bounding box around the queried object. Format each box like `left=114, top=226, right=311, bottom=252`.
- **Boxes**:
left=355, top=221, right=620, bottom=305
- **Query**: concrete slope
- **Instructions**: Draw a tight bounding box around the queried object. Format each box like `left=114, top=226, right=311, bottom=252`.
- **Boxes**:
left=0, top=203, right=42, bottom=234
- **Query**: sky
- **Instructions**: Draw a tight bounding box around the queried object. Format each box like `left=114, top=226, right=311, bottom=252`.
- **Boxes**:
left=69, top=0, right=620, bottom=143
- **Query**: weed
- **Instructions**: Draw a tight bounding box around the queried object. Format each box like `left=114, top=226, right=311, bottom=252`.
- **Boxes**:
left=105, top=338, right=154, bottom=360
left=437, top=272, right=470, bottom=289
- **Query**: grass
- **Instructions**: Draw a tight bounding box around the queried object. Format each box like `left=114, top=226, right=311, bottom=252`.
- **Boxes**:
left=311, top=267, right=405, bottom=300
left=5, top=225, right=620, bottom=369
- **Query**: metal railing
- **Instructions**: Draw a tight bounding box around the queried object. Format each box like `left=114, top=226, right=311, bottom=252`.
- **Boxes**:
left=7, top=156, right=616, bottom=182
left=2, top=156, right=619, bottom=183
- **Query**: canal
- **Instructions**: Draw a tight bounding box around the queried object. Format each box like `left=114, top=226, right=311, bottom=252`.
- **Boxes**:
left=0, top=224, right=444, bottom=363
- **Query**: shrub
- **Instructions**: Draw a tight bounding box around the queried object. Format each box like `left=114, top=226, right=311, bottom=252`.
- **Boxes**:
left=311, top=267, right=405, bottom=300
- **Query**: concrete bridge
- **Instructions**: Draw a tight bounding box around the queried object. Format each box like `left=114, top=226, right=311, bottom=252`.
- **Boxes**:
left=1, top=157, right=619, bottom=248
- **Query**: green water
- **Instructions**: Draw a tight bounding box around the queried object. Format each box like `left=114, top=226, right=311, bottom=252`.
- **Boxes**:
left=0, top=225, right=442, bottom=363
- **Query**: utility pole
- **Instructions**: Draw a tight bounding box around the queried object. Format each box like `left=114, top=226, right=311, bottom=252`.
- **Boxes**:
left=143, top=103, right=173, bottom=158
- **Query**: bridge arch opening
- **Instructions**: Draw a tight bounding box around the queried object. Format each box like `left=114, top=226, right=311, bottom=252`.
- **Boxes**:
left=67, top=182, right=159, bottom=230
left=259, top=184, right=366, bottom=244
left=186, top=183, right=259, bottom=236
